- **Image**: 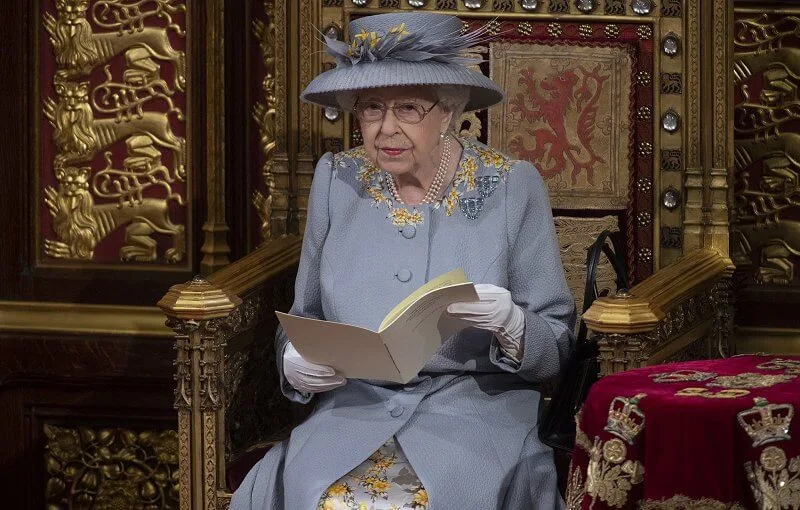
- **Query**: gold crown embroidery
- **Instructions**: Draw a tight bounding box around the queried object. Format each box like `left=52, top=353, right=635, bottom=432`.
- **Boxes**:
left=708, top=372, right=796, bottom=389
left=675, top=387, right=750, bottom=399
left=737, top=397, right=794, bottom=448
left=757, top=358, right=800, bottom=376
left=604, top=393, right=647, bottom=445
left=649, top=370, right=717, bottom=383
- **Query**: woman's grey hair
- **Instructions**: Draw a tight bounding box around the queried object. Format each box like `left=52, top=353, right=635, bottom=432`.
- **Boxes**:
left=435, top=85, right=469, bottom=132
left=336, top=85, right=470, bottom=131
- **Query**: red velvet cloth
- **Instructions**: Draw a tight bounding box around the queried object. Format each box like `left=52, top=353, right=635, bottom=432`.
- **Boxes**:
left=568, top=355, right=800, bottom=508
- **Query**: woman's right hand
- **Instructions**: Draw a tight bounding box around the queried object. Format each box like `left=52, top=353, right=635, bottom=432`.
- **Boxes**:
left=283, top=342, right=347, bottom=394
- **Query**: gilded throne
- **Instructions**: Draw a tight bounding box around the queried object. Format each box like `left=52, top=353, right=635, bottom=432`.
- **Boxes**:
left=158, top=1, right=735, bottom=507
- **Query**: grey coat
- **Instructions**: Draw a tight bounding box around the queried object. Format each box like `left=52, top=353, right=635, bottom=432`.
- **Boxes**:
left=232, top=140, right=576, bottom=510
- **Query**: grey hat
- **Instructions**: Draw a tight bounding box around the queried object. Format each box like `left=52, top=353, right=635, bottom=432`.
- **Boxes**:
left=300, top=12, right=504, bottom=112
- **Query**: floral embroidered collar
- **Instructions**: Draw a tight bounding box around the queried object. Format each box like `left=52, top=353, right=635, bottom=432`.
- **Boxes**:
left=333, top=138, right=514, bottom=228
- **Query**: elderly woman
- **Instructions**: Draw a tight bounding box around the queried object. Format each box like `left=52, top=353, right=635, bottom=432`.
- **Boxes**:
left=232, top=12, right=575, bottom=510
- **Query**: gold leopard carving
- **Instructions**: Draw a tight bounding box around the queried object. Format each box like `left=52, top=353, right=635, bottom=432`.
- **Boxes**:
left=733, top=15, right=800, bottom=285
left=732, top=134, right=800, bottom=284
left=44, top=165, right=185, bottom=262
left=43, top=0, right=186, bottom=92
left=44, top=78, right=186, bottom=180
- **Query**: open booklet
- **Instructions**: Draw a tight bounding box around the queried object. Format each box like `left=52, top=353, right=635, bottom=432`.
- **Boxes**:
left=276, top=269, right=479, bottom=384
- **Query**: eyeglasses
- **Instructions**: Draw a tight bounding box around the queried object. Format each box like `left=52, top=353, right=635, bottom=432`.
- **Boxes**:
left=353, top=100, right=440, bottom=124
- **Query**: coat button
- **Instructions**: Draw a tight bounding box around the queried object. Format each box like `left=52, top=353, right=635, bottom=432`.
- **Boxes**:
left=390, top=405, right=404, bottom=418
left=396, top=269, right=412, bottom=282
left=401, top=225, right=416, bottom=239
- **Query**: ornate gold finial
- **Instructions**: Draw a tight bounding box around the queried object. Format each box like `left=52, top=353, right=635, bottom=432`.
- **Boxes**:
left=157, top=275, right=241, bottom=320
left=737, top=397, right=794, bottom=448
left=604, top=393, right=647, bottom=444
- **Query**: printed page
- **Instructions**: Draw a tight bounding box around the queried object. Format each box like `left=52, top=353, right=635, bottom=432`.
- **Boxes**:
left=381, top=282, right=479, bottom=382
left=379, top=268, right=469, bottom=331
left=276, top=312, right=403, bottom=382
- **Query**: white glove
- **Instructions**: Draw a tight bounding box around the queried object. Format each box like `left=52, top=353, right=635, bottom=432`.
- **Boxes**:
left=283, top=342, right=346, bottom=394
left=447, top=283, right=526, bottom=362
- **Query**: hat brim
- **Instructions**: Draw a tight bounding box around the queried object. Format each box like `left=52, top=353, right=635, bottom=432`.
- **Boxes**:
left=300, top=60, right=505, bottom=112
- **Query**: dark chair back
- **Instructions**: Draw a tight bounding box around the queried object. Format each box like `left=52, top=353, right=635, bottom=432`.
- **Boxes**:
left=539, top=230, right=628, bottom=454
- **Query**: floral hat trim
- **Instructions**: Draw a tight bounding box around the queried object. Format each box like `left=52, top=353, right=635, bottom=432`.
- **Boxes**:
left=322, top=20, right=490, bottom=69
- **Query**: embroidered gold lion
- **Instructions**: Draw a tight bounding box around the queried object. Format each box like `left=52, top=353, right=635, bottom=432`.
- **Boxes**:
left=43, top=0, right=186, bottom=92
left=44, top=166, right=185, bottom=263
left=43, top=78, right=186, bottom=180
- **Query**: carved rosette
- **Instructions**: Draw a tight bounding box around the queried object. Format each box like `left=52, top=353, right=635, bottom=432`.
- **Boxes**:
left=41, top=0, right=189, bottom=267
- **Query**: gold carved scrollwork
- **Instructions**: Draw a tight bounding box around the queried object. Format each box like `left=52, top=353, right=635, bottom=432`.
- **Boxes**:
left=733, top=14, right=800, bottom=285
left=253, top=0, right=278, bottom=244
left=42, top=0, right=187, bottom=264
left=44, top=423, right=179, bottom=509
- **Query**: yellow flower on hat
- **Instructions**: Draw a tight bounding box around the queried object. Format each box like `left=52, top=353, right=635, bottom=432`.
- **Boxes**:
left=387, top=23, right=409, bottom=38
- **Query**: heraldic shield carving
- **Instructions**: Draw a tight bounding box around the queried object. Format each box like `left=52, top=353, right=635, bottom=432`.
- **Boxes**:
left=40, top=0, right=188, bottom=266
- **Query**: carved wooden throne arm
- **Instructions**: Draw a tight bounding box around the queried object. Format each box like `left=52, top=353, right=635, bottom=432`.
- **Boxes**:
left=582, top=249, right=736, bottom=376
left=157, top=235, right=303, bottom=510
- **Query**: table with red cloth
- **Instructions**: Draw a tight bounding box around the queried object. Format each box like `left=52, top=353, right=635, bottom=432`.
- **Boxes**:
left=567, top=355, right=800, bottom=509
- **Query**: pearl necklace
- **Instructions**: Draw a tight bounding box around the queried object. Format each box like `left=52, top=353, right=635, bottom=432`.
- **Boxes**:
left=386, top=135, right=451, bottom=205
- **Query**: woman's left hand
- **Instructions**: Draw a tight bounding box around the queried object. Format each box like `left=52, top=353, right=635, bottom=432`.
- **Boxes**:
left=447, top=283, right=525, bottom=361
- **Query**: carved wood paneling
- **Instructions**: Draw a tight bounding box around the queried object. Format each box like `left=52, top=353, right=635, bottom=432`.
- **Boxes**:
left=0, top=331, right=175, bottom=509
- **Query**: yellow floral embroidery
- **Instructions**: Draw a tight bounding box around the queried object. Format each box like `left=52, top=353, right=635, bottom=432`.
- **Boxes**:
left=474, top=144, right=513, bottom=176
left=453, top=155, right=478, bottom=190
left=389, top=208, right=423, bottom=227
left=345, top=138, right=513, bottom=228
left=441, top=187, right=460, bottom=216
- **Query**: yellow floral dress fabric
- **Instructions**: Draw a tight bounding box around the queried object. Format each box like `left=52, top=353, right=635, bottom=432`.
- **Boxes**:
left=317, top=437, right=428, bottom=510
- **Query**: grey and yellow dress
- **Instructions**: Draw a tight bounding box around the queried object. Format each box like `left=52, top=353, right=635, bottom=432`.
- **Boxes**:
left=231, top=138, right=575, bottom=510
